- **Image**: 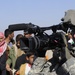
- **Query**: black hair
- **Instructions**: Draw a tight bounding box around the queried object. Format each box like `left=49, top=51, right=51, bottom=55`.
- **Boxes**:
left=10, top=39, right=15, bottom=44
left=26, top=51, right=34, bottom=58
left=4, top=29, right=14, bottom=38
left=16, top=34, right=23, bottom=42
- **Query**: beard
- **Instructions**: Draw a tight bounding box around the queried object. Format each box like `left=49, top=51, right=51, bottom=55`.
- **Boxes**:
left=10, top=39, right=15, bottom=44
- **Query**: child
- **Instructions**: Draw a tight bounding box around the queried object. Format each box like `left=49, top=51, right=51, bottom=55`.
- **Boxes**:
left=16, top=51, right=34, bottom=75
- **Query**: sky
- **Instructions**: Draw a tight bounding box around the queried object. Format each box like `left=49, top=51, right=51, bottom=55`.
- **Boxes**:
left=0, top=0, right=75, bottom=36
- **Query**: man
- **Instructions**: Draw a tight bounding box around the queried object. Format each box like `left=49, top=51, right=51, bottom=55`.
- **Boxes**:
left=1, top=29, right=14, bottom=75
left=6, top=34, right=24, bottom=74
left=4, top=29, right=14, bottom=58
left=4, top=28, right=14, bottom=45
left=56, top=33, right=75, bottom=75
left=24, top=30, right=33, bottom=38
left=68, top=33, right=75, bottom=57
left=0, top=32, right=7, bottom=75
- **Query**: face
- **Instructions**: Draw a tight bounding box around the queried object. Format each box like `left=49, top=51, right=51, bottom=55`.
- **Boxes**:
left=0, top=32, right=5, bottom=44
left=0, top=37, right=4, bottom=42
left=16, top=41, right=20, bottom=48
left=26, top=55, right=34, bottom=64
left=9, top=32, right=14, bottom=40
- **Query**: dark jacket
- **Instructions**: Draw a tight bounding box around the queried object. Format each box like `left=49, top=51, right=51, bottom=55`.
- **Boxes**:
left=14, top=54, right=27, bottom=70
left=0, top=51, right=7, bottom=75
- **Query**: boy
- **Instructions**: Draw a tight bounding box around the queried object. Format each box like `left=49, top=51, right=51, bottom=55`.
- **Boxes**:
left=16, top=51, right=34, bottom=75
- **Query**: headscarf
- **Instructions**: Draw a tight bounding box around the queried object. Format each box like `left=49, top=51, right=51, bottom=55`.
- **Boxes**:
left=0, top=32, right=7, bottom=57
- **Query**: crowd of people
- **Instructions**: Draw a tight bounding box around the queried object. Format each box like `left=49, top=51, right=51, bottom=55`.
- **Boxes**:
left=0, top=28, right=36, bottom=75
left=0, top=27, right=75, bottom=75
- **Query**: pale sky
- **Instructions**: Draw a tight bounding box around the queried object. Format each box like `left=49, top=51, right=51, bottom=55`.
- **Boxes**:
left=0, top=0, right=75, bottom=36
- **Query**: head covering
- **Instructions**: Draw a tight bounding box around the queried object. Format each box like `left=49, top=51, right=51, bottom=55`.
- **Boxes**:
left=0, top=32, right=7, bottom=57
left=0, top=32, right=4, bottom=38
left=24, top=29, right=32, bottom=34
left=0, top=32, right=5, bottom=45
